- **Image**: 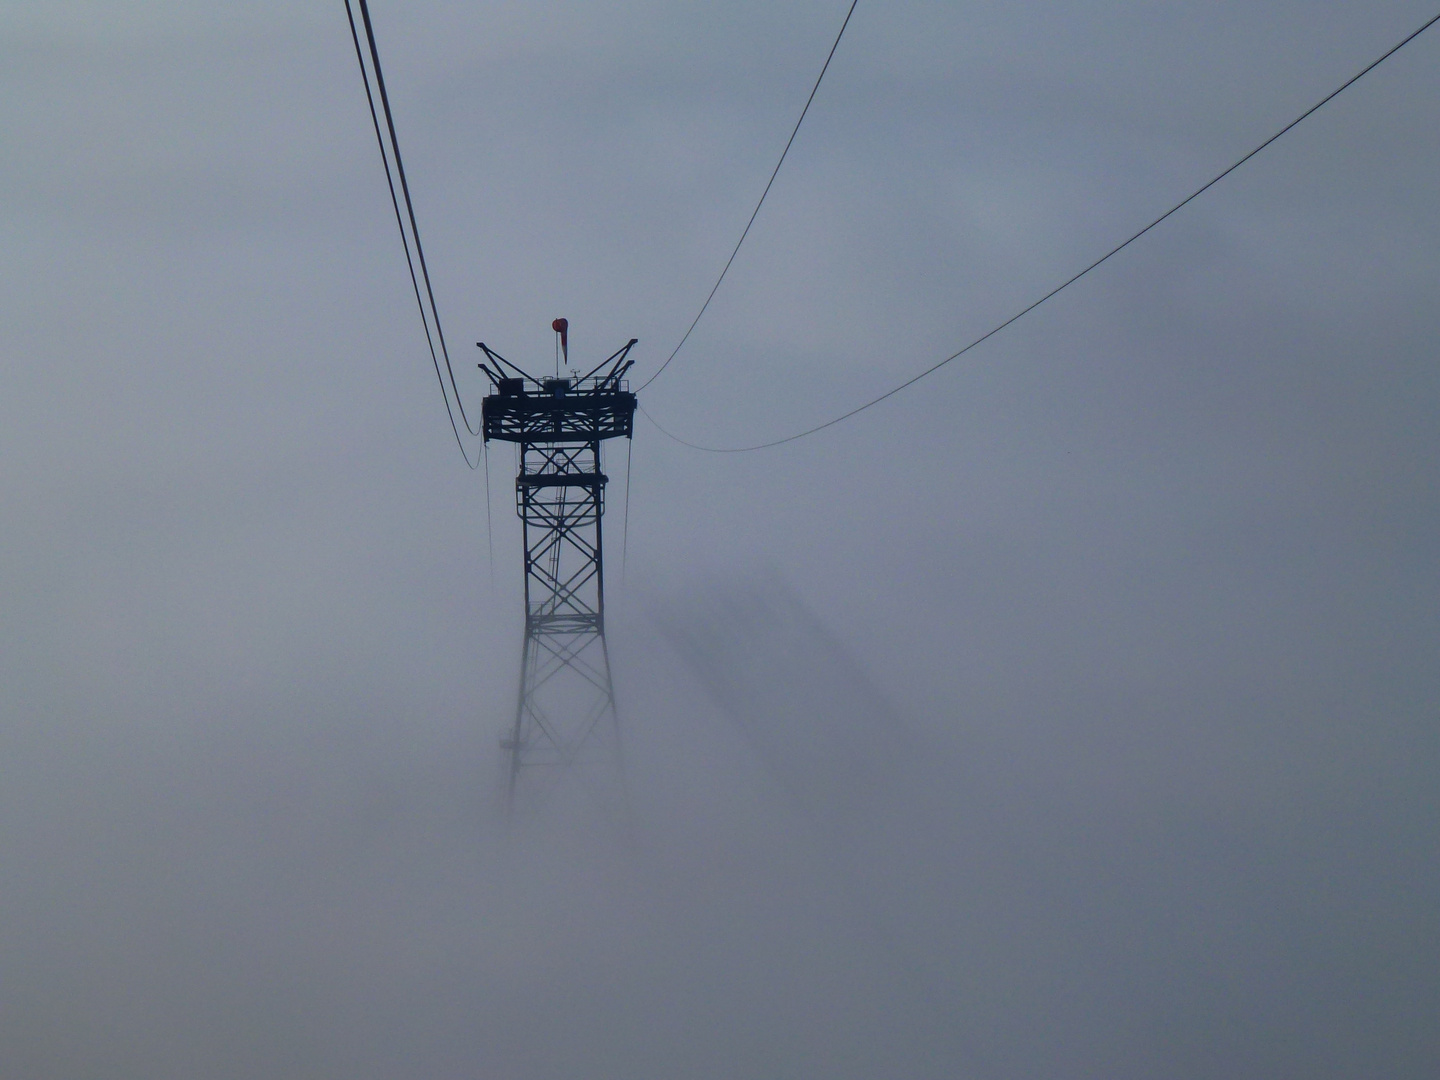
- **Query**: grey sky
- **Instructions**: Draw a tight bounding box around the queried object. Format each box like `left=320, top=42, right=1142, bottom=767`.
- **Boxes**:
left=2, top=2, right=1438, bottom=1077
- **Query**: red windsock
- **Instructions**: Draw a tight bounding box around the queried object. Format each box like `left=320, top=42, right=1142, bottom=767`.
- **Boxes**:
left=552, top=318, right=568, bottom=364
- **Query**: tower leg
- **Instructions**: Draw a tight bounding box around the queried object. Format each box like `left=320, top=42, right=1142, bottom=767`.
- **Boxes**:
left=501, top=439, right=624, bottom=813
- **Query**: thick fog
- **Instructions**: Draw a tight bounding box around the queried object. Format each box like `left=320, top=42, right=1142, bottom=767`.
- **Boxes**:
left=2, top=2, right=1438, bottom=1076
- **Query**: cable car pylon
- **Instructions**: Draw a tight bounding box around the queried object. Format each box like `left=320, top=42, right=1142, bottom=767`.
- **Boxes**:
left=479, top=327, right=638, bottom=816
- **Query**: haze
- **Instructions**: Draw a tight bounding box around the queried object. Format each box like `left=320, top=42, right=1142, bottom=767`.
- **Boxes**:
left=2, top=2, right=1437, bottom=1076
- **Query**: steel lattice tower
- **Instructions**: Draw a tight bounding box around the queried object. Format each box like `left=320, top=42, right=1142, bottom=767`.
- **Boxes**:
left=479, top=332, right=637, bottom=814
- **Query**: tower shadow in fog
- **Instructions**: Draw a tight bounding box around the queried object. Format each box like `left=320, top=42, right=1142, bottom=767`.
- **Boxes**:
left=648, top=574, right=995, bottom=1074
left=652, top=574, right=916, bottom=831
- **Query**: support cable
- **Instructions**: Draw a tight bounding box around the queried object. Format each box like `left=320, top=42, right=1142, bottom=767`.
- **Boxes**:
left=344, top=0, right=481, bottom=466
left=621, top=437, right=634, bottom=584
left=636, top=0, right=860, bottom=393
left=355, top=0, right=478, bottom=436
left=642, top=10, right=1440, bottom=453
left=484, top=441, right=496, bottom=592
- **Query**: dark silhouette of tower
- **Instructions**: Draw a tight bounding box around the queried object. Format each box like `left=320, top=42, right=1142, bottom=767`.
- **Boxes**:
left=478, top=332, right=636, bottom=814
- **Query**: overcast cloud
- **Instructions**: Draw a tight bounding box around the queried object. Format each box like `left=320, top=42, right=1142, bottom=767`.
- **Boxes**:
left=1, top=2, right=1438, bottom=1077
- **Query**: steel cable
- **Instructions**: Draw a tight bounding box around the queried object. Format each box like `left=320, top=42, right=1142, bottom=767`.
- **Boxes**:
left=637, top=0, right=860, bottom=393
left=643, top=10, right=1440, bottom=453
left=345, top=0, right=481, bottom=466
